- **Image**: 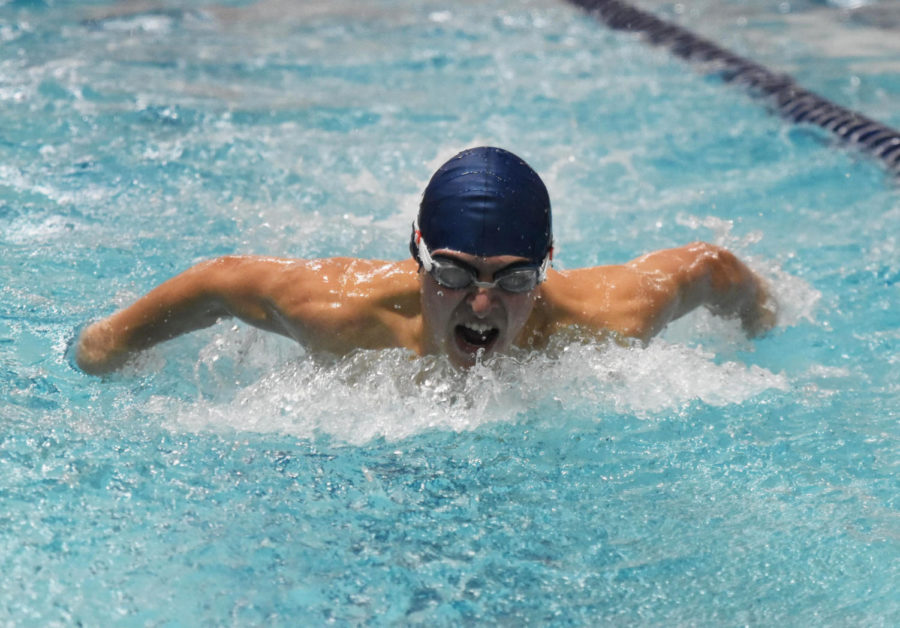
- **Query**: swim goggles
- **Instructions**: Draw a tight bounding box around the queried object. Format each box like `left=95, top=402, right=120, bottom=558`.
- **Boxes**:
left=412, top=219, right=552, bottom=293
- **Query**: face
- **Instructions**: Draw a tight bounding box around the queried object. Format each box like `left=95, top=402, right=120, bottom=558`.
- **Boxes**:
left=420, top=250, right=539, bottom=367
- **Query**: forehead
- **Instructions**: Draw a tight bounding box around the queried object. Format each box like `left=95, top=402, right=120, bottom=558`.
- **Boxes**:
left=431, top=249, right=532, bottom=270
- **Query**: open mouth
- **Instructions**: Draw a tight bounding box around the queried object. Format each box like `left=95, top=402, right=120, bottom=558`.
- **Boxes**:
left=454, top=322, right=500, bottom=354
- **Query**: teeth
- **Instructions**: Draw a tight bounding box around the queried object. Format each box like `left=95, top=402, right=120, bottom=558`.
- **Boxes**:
left=464, top=323, right=494, bottom=333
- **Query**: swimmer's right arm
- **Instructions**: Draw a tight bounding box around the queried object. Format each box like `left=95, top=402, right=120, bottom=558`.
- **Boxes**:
left=75, top=256, right=311, bottom=375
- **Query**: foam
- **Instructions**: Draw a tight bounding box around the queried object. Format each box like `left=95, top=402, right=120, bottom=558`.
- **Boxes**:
left=150, top=324, right=789, bottom=445
left=3, top=215, right=78, bottom=245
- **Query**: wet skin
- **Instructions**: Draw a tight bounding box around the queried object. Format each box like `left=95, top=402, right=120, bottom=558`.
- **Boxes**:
left=74, top=242, right=775, bottom=375
left=419, top=250, right=540, bottom=368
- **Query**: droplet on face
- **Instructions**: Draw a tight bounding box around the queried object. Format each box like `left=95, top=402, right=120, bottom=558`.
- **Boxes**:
left=436, top=290, right=444, bottom=297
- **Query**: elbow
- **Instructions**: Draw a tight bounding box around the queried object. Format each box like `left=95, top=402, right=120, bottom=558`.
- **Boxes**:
left=684, top=241, right=738, bottom=266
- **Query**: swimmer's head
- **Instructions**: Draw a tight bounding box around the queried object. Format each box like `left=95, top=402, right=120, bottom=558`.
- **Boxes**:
left=410, top=146, right=553, bottom=266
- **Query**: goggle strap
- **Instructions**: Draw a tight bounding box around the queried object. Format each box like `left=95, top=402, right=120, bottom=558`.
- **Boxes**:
left=413, top=218, right=434, bottom=272
left=537, top=241, right=554, bottom=282
left=414, top=218, right=553, bottom=282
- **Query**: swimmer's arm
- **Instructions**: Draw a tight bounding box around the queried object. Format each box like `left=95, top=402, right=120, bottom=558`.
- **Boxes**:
left=607, top=242, right=776, bottom=341
left=75, top=256, right=313, bottom=375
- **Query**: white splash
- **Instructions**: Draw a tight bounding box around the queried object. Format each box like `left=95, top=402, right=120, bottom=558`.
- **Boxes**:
left=150, top=325, right=789, bottom=445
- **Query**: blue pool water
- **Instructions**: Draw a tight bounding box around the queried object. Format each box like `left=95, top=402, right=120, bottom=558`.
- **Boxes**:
left=1, top=0, right=898, bottom=624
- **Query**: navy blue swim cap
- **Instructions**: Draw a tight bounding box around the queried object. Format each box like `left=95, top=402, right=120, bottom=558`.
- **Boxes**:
left=411, top=147, right=552, bottom=264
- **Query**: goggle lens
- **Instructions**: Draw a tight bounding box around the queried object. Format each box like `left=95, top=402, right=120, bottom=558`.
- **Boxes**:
left=430, top=260, right=539, bottom=293
left=430, top=262, right=473, bottom=290
left=495, top=269, right=539, bottom=292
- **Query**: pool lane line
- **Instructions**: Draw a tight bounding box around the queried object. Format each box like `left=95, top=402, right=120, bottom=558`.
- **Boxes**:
left=565, top=0, right=900, bottom=178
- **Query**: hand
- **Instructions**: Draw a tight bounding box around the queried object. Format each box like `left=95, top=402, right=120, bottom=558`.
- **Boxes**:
left=739, top=276, right=777, bottom=338
left=75, top=320, right=127, bottom=375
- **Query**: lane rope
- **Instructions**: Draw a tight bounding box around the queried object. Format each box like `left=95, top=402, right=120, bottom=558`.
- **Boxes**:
left=566, top=0, right=900, bottom=177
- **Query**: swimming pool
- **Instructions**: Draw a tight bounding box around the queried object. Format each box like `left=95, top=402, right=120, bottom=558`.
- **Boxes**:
left=1, top=0, right=897, bottom=624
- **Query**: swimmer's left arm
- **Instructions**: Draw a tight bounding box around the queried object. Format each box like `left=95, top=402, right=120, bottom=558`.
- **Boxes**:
left=556, top=242, right=776, bottom=342
left=624, top=242, right=776, bottom=340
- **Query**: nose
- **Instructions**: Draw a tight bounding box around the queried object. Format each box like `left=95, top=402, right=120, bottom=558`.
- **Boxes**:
left=468, top=287, right=495, bottom=317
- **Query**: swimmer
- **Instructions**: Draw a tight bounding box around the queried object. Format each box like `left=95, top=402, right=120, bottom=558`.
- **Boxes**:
left=75, top=146, right=776, bottom=374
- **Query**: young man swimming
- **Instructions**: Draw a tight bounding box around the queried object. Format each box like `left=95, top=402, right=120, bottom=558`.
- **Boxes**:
left=75, top=146, right=775, bottom=374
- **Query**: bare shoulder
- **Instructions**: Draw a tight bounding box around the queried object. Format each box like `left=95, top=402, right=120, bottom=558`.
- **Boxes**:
left=226, top=255, right=422, bottom=352
left=536, top=264, right=659, bottom=340
left=200, top=255, right=418, bottom=299
left=271, top=256, right=419, bottom=304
